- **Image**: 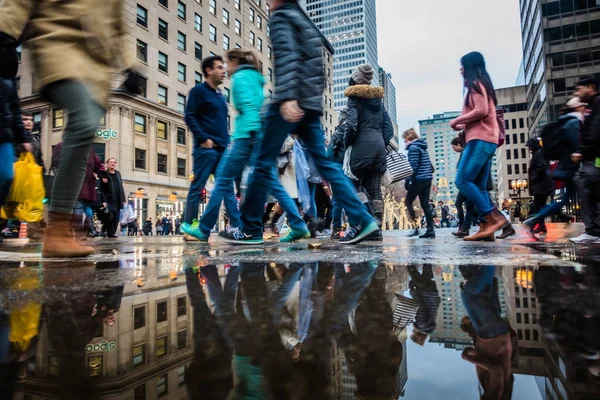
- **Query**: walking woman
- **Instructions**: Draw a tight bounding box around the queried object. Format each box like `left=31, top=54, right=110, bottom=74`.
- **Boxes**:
left=403, top=128, right=435, bottom=239
left=343, top=64, right=394, bottom=240
left=450, top=52, right=508, bottom=241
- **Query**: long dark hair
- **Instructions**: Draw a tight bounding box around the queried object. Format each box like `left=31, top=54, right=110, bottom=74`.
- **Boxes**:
left=226, top=49, right=258, bottom=70
left=461, top=52, right=497, bottom=106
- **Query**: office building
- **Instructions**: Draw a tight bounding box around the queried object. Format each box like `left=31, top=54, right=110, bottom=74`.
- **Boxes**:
left=301, top=0, right=380, bottom=111
left=16, top=0, right=335, bottom=223
left=379, top=66, right=400, bottom=148
left=496, top=86, right=531, bottom=204
left=520, top=0, right=600, bottom=136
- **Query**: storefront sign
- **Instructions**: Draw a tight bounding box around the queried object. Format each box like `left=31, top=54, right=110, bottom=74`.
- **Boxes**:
left=96, top=129, right=118, bottom=140
left=85, top=340, right=117, bottom=353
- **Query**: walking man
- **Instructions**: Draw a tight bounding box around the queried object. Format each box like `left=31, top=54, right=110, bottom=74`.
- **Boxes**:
left=181, top=56, right=230, bottom=241
left=439, top=201, right=450, bottom=228
left=218, top=0, right=377, bottom=245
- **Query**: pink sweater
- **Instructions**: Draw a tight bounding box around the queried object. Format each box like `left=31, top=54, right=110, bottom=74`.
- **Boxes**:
left=454, top=84, right=499, bottom=145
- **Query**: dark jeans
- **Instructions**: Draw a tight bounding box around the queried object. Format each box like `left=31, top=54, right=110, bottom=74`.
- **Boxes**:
left=456, top=191, right=475, bottom=229
left=184, top=147, right=224, bottom=224
left=455, top=140, right=496, bottom=217
left=440, top=217, right=450, bottom=228
left=45, top=81, right=105, bottom=214
left=533, top=182, right=574, bottom=223
left=240, top=105, right=373, bottom=236
left=104, top=209, right=120, bottom=237
left=406, top=180, right=434, bottom=230
left=575, top=161, right=600, bottom=236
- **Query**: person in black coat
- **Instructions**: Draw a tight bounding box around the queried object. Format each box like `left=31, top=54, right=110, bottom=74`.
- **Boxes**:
left=525, top=138, right=554, bottom=233
left=343, top=64, right=394, bottom=240
left=100, top=158, right=126, bottom=238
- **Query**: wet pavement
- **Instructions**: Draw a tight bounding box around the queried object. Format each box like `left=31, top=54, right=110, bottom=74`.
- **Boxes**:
left=0, top=224, right=599, bottom=399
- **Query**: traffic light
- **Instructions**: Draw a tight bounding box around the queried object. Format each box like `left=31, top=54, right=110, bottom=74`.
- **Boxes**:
left=200, top=188, right=207, bottom=204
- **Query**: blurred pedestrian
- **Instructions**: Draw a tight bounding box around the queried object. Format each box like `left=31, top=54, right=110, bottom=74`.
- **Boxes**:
left=327, top=109, right=348, bottom=239
left=143, top=218, right=153, bottom=236
left=524, top=138, right=554, bottom=234
left=451, top=137, right=476, bottom=238
left=409, top=265, right=441, bottom=346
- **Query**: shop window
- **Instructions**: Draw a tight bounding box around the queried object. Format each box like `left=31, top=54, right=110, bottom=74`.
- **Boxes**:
left=88, top=355, right=103, bottom=377
left=93, top=143, right=106, bottom=163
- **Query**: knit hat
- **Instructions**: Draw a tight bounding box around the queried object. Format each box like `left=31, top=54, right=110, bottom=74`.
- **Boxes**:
left=351, top=64, right=374, bottom=85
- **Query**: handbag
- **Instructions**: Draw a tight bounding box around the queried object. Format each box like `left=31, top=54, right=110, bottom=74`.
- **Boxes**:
left=386, top=149, right=413, bottom=184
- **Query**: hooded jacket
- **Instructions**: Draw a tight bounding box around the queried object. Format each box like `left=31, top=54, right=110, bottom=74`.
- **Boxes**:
left=527, top=139, right=554, bottom=196
left=343, top=85, right=394, bottom=174
left=231, top=65, right=265, bottom=140
left=406, top=139, right=433, bottom=182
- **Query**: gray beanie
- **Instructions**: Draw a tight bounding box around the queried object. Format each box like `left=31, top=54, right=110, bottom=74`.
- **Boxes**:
left=351, top=64, right=374, bottom=85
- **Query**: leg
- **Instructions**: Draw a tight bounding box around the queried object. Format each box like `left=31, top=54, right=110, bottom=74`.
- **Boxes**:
left=184, top=148, right=222, bottom=224
left=575, top=162, right=600, bottom=237
left=0, top=143, right=14, bottom=206
left=331, top=193, right=343, bottom=230
left=267, top=167, right=308, bottom=233
left=405, top=184, right=419, bottom=222
left=417, top=182, right=435, bottom=231
left=455, top=192, right=465, bottom=228
left=455, top=140, right=496, bottom=217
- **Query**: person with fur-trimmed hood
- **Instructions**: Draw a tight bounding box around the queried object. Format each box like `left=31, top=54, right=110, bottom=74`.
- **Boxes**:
left=343, top=64, right=394, bottom=241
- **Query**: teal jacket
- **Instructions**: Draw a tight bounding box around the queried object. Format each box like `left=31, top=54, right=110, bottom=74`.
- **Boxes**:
left=231, top=65, right=265, bottom=140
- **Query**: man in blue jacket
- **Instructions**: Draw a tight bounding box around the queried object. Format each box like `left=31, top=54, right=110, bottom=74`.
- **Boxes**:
left=218, top=0, right=377, bottom=245
left=181, top=56, right=230, bottom=241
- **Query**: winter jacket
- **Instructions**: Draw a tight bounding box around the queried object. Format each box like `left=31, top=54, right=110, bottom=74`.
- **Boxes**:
left=231, top=65, right=265, bottom=140
left=102, top=170, right=126, bottom=211
left=551, top=113, right=581, bottom=182
left=580, top=93, right=600, bottom=161
left=185, top=82, right=229, bottom=150
left=0, top=0, right=133, bottom=107
left=441, top=205, right=449, bottom=219
left=528, top=143, right=554, bottom=196
left=52, top=143, right=105, bottom=202
left=270, top=3, right=325, bottom=114
left=452, top=83, right=499, bottom=145
left=0, top=78, right=28, bottom=145
left=343, top=85, right=394, bottom=174
left=406, top=139, right=433, bottom=182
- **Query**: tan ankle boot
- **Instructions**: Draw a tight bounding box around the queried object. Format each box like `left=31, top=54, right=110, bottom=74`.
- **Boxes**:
left=42, top=213, right=95, bottom=258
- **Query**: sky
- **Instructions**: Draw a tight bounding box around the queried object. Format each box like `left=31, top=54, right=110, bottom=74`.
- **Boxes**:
left=376, top=0, right=524, bottom=137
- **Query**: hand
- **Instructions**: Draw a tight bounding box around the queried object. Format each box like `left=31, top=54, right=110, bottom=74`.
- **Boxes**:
left=200, top=139, right=215, bottom=149
left=280, top=101, right=304, bottom=123
left=102, top=202, right=107, bottom=209
left=22, top=143, right=32, bottom=153
left=122, top=69, right=145, bottom=95
left=102, top=178, right=109, bottom=183
left=572, top=153, right=583, bottom=163
left=123, top=202, right=127, bottom=207
left=449, top=119, right=464, bottom=131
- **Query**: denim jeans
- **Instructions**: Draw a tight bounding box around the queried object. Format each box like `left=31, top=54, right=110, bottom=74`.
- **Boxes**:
left=184, top=147, right=224, bottom=224
left=331, top=194, right=343, bottom=229
left=532, top=181, right=573, bottom=221
left=45, top=81, right=105, bottom=214
left=0, top=142, right=14, bottom=206
left=73, top=200, right=95, bottom=230
left=305, top=182, right=318, bottom=219
left=455, top=140, right=497, bottom=217
left=240, top=105, right=373, bottom=236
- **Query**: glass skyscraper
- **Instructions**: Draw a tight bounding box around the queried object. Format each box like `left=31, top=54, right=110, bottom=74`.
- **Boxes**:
left=301, top=0, right=380, bottom=110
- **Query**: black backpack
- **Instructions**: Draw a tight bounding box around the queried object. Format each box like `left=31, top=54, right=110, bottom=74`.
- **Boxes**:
left=540, top=116, right=576, bottom=161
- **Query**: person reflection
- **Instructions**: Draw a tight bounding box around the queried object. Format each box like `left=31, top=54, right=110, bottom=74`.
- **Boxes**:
left=459, top=265, right=514, bottom=400
left=408, top=264, right=441, bottom=346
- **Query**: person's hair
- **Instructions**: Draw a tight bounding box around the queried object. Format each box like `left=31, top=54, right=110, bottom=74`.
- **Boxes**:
left=451, top=137, right=463, bottom=146
left=202, top=55, right=224, bottom=78
left=438, top=201, right=443, bottom=204
left=402, top=128, right=419, bottom=141
left=226, top=49, right=258, bottom=70
left=22, top=112, right=32, bottom=118
left=107, top=158, right=117, bottom=163
left=461, top=52, right=497, bottom=107
left=576, top=77, right=599, bottom=91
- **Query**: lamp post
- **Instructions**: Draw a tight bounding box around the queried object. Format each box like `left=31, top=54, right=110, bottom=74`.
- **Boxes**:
left=510, top=179, right=528, bottom=198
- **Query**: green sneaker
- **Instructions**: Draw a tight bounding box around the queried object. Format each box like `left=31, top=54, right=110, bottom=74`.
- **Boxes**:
left=280, top=228, right=311, bottom=243
left=181, top=221, right=209, bottom=242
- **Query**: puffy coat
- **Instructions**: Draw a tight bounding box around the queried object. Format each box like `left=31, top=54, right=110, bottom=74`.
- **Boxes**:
left=0, top=78, right=28, bottom=145
left=406, top=139, right=433, bottom=182
left=52, top=142, right=105, bottom=202
left=231, top=65, right=265, bottom=140
left=552, top=113, right=581, bottom=182
left=343, top=85, right=394, bottom=174
left=527, top=139, right=554, bottom=196
left=270, top=3, right=325, bottom=113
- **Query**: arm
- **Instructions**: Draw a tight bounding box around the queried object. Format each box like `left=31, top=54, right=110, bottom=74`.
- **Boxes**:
left=343, top=97, right=358, bottom=148
left=382, top=108, right=394, bottom=147
left=451, top=87, right=490, bottom=128
left=407, top=147, right=420, bottom=176
left=271, top=13, right=300, bottom=104
left=9, top=85, right=27, bottom=144
left=92, top=151, right=106, bottom=174
left=0, top=0, right=33, bottom=43
left=184, top=86, right=209, bottom=144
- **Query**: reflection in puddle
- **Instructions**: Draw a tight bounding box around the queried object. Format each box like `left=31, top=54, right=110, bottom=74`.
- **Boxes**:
left=0, top=261, right=598, bottom=399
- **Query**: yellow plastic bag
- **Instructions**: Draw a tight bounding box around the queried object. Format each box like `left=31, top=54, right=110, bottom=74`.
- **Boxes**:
left=9, top=267, right=42, bottom=353
left=1, top=152, right=45, bottom=222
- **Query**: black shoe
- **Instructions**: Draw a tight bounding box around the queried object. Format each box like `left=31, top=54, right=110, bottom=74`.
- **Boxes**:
left=408, top=229, right=420, bottom=238
left=496, top=225, right=516, bottom=239
left=452, top=227, right=470, bottom=238
left=217, top=227, right=264, bottom=245
left=419, top=229, right=436, bottom=239
left=364, top=229, right=383, bottom=242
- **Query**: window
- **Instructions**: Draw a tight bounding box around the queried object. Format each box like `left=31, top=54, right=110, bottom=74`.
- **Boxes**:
left=158, top=52, right=168, bottom=73
left=512, top=133, right=517, bottom=144
left=177, top=329, right=187, bottom=349
left=156, top=336, right=167, bottom=359
left=177, top=127, right=186, bottom=145
left=158, top=85, right=168, bottom=105
left=177, top=32, right=186, bottom=51
left=177, top=94, right=186, bottom=112
left=235, top=0, right=240, bottom=10
left=138, top=76, right=148, bottom=97
left=157, top=121, right=168, bottom=140
left=524, top=313, right=530, bottom=324
left=195, top=71, right=202, bottom=85
left=525, top=330, right=531, bottom=340
left=257, top=37, right=262, bottom=52
left=523, top=298, right=529, bottom=308
left=516, top=297, right=521, bottom=308
left=88, top=355, right=103, bottom=377
left=53, top=109, right=64, bottom=128
left=267, top=24, right=270, bottom=37
left=224, top=87, right=230, bottom=103
left=513, top=148, right=519, bottom=159
left=209, top=0, right=216, bottom=14
left=517, top=313, right=522, bottom=324
left=515, top=164, right=520, bottom=174
left=178, top=365, right=186, bottom=387
left=134, top=305, right=146, bottom=329
left=505, top=134, right=510, bottom=144
left=178, top=62, right=186, bottom=82
left=137, top=5, right=148, bottom=27
left=506, top=149, right=511, bottom=160
left=267, top=46, right=272, bottom=59
left=157, top=154, right=168, bottom=174
left=256, top=15, right=262, bottom=29
left=157, top=374, right=168, bottom=397
left=507, top=164, right=512, bottom=175
left=223, top=34, right=230, bottom=51
left=137, top=40, right=147, bottom=62
left=521, top=148, right=527, bottom=159
left=249, top=31, right=255, bottom=46
left=249, top=7, right=255, bottom=22
left=177, top=1, right=186, bottom=20
left=268, top=68, right=273, bottom=82
left=177, top=296, right=187, bottom=316
left=235, top=19, right=241, bottom=35
left=133, top=344, right=145, bottom=367
left=194, top=13, right=202, bottom=32
left=520, top=133, right=526, bottom=143
left=159, top=0, right=168, bottom=8
left=195, top=42, right=203, bottom=60
left=134, top=114, right=147, bottom=135
left=512, top=119, right=517, bottom=130
left=177, top=158, right=186, bottom=177
left=223, top=8, right=230, bottom=25
left=519, top=118, right=524, bottom=129
left=209, top=25, right=217, bottom=42
left=134, top=384, right=146, bottom=400
left=135, top=148, right=146, bottom=170
left=517, top=329, right=523, bottom=340
left=158, top=19, right=168, bottom=40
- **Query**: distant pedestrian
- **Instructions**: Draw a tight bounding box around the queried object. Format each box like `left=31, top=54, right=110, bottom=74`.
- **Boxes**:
left=409, top=265, right=441, bottom=346
left=156, top=218, right=163, bottom=236
left=101, top=158, right=126, bottom=239
left=143, top=218, right=153, bottom=236
left=175, top=215, right=181, bottom=235
left=439, top=201, right=450, bottom=228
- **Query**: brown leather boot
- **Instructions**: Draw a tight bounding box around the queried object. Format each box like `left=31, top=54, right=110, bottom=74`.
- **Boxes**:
left=465, top=210, right=507, bottom=242
left=464, top=221, right=494, bottom=242
left=42, top=213, right=95, bottom=258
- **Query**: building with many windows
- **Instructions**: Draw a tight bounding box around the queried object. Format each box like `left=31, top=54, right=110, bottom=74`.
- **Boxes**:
left=379, top=66, right=399, bottom=148
left=301, top=0, right=380, bottom=111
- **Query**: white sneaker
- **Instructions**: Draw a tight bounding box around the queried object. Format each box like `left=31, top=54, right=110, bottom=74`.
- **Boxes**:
left=570, top=233, right=600, bottom=244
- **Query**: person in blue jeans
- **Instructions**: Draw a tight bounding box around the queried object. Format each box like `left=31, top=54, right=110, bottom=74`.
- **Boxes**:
left=181, top=55, right=230, bottom=242
left=327, top=109, right=349, bottom=239
left=218, top=0, right=377, bottom=245
left=183, top=49, right=308, bottom=242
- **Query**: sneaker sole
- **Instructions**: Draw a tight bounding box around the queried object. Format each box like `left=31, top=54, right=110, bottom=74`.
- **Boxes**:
left=280, top=231, right=311, bottom=243
left=217, top=235, right=264, bottom=245
left=340, top=222, right=379, bottom=245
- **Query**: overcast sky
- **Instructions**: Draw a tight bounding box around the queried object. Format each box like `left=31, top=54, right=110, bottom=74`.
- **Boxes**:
left=376, top=0, right=523, bottom=137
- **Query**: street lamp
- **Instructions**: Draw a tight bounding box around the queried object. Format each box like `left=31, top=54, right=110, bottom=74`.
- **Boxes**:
left=510, top=179, right=528, bottom=197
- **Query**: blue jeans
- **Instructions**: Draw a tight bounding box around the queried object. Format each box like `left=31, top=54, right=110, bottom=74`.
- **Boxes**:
left=0, top=142, right=14, bottom=206
left=184, top=147, right=224, bottom=224
left=240, top=105, right=373, bottom=236
left=305, top=182, right=318, bottom=219
left=73, top=200, right=95, bottom=229
left=455, top=140, right=497, bottom=217
left=331, top=194, right=343, bottom=229
left=534, top=181, right=574, bottom=221
left=199, top=139, right=253, bottom=234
